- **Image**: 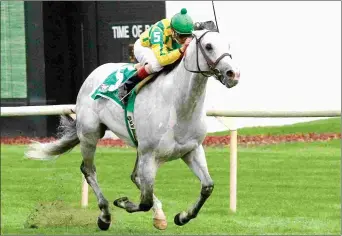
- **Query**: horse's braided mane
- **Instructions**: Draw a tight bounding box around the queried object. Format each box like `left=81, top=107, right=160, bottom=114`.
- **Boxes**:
left=162, top=58, right=182, bottom=75
left=137, top=58, right=182, bottom=88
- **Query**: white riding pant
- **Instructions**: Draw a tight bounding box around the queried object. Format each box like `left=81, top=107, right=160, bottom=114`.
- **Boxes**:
left=134, top=39, right=163, bottom=73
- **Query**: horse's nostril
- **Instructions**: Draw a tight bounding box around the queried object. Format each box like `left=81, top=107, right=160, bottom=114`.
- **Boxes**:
left=226, top=70, right=234, bottom=78
left=236, top=71, right=240, bottom=79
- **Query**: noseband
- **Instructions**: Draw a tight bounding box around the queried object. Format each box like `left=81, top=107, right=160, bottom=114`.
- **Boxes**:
left=183, top=30, right=232, bottom=83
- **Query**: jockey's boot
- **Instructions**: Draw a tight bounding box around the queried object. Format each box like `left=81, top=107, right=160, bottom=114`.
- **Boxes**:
left=122, top=74, right=140, bottom=105
left=117, top=74, right=138, bottom=105
left=118, top=66, right=150, bottom=105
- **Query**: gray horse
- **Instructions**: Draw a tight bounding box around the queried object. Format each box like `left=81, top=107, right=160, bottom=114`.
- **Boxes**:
left=25, top=29, right=240, bottom=231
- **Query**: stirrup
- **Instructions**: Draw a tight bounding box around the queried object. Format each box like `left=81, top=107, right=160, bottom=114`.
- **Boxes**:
left=118, top=84, right=128, bottom=100
left=118, top=82, right=136, bottom=106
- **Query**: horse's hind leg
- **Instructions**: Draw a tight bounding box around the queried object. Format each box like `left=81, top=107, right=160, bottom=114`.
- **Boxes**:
left=174, top=145, right=214, bottom=226
left=113, top=153, right=157, bottom=214
left=129, top=153, right=167, bottom=230
left=78, top=117, right=111, bottom=230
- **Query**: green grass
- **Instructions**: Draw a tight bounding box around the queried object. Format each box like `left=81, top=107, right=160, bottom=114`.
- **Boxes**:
left=209, top=117, right=341, bottom=136
left=1, top=139, right=340, bottom=235
left=0, top=1, right=27, bottom=98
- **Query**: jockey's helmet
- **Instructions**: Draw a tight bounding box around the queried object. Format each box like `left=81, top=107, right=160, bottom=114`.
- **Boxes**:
left=171, top=8, right=194, bottom=35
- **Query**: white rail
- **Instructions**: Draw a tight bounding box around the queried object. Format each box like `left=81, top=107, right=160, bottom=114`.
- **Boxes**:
left=0, top=105, right=75, bottom=117
left=1, top=105, right=340, bottom=212
left=1, top=105, right=341, bottom=117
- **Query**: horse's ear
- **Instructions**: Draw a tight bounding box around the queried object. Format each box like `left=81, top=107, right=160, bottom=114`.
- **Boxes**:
left=193, top=21, right=218, bottom=31
left=203, top=21, right=218, bottom=31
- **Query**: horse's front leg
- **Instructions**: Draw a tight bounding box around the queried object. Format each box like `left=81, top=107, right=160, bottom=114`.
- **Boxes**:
left=113, top=153, right=157, bottom=213
left=174, top=145, right=214, bottom=226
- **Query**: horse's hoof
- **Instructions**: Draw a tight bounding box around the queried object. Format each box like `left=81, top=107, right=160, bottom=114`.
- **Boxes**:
left=113, top=196, right=128, bottom=207
left=97, top=217, right=111, bottom=231
left=153, top=218, right=168, bottom=230
left=174, top=213, right=190, bottom=226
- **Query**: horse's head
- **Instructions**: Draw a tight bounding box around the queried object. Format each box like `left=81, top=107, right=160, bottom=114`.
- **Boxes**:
left=184, top=29, right=240, bottom=89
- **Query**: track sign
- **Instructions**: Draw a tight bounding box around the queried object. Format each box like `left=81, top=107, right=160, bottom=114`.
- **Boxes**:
left=112, top=23, right=154, bottom=39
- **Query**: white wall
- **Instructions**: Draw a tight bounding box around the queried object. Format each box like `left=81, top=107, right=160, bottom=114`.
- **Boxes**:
left=166, top=1, right=341, bottom=131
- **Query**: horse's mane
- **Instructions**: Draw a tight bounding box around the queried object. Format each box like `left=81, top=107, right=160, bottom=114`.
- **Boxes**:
left=140, top=58, right=182, bottom=88
left=162, top=58, right=182, bottom=75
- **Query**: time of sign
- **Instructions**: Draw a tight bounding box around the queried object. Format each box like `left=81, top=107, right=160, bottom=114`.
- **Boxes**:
left=112, top=24, right=153, bottom=39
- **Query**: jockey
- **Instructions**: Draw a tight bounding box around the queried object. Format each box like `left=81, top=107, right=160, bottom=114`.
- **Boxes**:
left=119, top=8, right=194, bottom=104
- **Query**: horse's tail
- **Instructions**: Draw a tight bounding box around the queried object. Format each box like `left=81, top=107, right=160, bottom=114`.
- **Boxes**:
left=25, top=115, right=80, bottom=160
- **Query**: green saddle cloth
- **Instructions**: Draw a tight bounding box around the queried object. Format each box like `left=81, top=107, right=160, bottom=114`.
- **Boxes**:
left=90, top=63, right=139, bottom=146
left=90, top=63, right=137, bottom=108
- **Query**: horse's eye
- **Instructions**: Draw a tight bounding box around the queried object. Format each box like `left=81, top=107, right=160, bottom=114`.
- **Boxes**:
left=205, top=43, right=213, bottom=51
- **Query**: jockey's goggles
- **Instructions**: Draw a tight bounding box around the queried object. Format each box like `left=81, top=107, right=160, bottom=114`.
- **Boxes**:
left=175, top=32, right=192, bottom=39
left=172, top=28, right=193, bottom=40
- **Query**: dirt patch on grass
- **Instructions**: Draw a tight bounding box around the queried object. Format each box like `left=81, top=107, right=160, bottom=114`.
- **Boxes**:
left=24, top=201, right=99, bottom=229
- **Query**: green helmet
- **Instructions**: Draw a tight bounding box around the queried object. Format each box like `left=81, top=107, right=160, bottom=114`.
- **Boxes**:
left=171, top=8, right=194, bottom=35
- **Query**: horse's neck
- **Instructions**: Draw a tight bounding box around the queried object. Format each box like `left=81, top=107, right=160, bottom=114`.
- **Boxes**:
left=171, top=58, right=208, bottom=121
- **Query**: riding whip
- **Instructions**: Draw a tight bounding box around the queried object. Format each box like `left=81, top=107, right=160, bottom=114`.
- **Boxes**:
left=212, top=1, right=219, bottom=32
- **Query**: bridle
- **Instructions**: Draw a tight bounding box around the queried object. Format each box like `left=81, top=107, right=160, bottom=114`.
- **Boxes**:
left=183, top=30, right=232, bottom=83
